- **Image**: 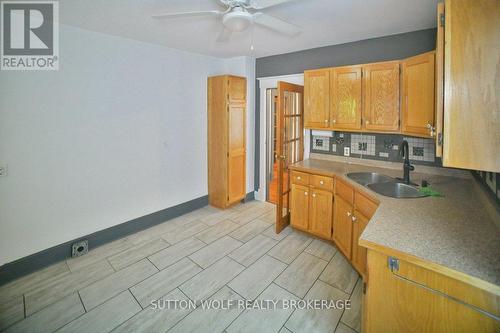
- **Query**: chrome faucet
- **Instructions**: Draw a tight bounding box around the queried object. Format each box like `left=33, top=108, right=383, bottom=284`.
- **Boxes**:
left=399, top=140, right=415, bottom=185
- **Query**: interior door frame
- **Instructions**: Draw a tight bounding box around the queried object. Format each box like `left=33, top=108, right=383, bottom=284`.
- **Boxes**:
left=276, top=81, right=304, bottom=233
left=256, top=74, right=306, bottom=202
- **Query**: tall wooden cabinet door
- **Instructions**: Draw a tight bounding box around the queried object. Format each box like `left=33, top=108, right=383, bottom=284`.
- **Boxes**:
left=228, top=76, right=246, bottom=103
left=351, top=210, right=369, bottom=276
left=333, top=195, right=353, bottom=259
left=309, top=189, right=333, bottom=239
left=290, top=184, right=309, bottom=231
left=363, top=61, right=400, bottom=132
left=401, top=52, right=436, bottom=138
left=330, top=66, right=362, bottom=130
left=227, top=103, right=246, bottom=204
left=304, top=69, right=330, bottom=128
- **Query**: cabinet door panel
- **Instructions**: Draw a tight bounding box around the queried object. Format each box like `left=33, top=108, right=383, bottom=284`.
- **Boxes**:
left=228, top=76, right=246, bottom=102
left=352, top=210, right=369, bottom=276
left=291, top=184, right=309, bottom=231
left=227, top=103, right=246, bottom=203
left=363, top=61, right=400, bottom=132
left=330, top=66, right=362, bottom=130
left=402, top=51, right=436, bottom=137
left=333, top=195, right=353, bottom=259
left=309, top=189, right=333, bottom=239
left=304, top=69, right=330, bottom=128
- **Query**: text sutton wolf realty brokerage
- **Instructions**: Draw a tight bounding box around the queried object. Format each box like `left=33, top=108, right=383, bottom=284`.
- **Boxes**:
left=1, top=1, right=59, bottom=70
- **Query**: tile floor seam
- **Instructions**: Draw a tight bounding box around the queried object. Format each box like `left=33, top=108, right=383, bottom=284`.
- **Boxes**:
left=146, top=257, right=161, bottom=271
left=78, top=262, right=160, bottom=312
left=77, top=290, right=87, bottom=313
left=128, top=288, right=144, bottom=310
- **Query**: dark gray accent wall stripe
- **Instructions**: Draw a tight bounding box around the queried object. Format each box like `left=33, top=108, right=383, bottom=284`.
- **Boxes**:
left=254, top=28, right=437, bottom=190
left=0, top=192, right=255, bottom=286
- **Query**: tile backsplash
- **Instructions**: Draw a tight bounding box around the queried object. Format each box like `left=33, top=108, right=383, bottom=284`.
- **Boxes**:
left=310, top=131, right=440, bottom=166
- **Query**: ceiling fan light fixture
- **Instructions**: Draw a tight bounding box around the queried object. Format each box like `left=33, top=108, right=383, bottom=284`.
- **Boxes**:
left=222, top=7, right=253, bottom=32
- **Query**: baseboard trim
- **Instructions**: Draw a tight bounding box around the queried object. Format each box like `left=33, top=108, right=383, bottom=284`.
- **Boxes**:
left=0, top=192, right=254, bottom=287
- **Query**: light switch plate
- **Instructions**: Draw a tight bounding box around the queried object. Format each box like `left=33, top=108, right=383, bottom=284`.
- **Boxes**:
left=344, top=147, right=350, bottom=156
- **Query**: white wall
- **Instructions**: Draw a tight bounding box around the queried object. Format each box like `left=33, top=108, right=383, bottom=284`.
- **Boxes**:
left=0, top=24, right=255, bottom=265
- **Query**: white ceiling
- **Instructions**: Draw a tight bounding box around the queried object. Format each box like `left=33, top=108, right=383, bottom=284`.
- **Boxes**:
left=59, top=0, right=439, bottom=58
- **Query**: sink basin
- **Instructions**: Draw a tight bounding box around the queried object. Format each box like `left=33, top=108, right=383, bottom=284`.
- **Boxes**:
left=346, top=172, right=394, bottom=186
left=367, top=182, right=428, bottom=198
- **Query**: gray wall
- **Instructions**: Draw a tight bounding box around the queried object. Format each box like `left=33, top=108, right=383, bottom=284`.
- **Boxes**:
left=254, top=28, right=437, bottom=190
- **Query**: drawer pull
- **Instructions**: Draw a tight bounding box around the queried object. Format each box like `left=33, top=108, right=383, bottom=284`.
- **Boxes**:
left=351, top=216, right=357, bottom=222
left=347, top=211, right=351, bottom=217
left=297, top=176, right=301, bottom=180
left=304, top=192, right=308, bottom=196
left=319, top=180, right=324, bottom=185
left=312, top=193, right=316, bottom=198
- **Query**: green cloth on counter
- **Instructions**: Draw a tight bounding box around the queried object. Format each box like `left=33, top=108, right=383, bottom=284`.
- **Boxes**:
left=419, top=186, right=444, bottom=197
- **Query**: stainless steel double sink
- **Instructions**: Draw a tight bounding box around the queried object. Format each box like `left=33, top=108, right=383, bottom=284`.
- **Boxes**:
left=346, top=172, right=428, bottom=198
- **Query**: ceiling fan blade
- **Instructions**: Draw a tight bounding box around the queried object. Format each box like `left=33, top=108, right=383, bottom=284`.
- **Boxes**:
left=253, top=13, right=301, bottom=36
left=248, top=0, right=295, bottom=10
left=152, top=10, right=222, bottom=19
left=216, top=27, right=233, bottom=43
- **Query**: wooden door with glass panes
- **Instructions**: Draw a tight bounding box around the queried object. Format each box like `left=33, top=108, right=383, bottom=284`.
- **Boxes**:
left=276, top=81, right=304, bottom=233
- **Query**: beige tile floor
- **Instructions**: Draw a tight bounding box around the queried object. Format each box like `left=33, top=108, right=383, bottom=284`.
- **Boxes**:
left=0, top=201, right=362, bottom=333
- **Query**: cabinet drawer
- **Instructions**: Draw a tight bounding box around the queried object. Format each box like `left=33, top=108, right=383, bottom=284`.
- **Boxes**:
left=310, top=175, right=334, bottom=191
left=335, top=179, right=354, bottom=204
left=355, top=191, right=378, bottom=218
left=291, top=171, right=310, bottom=186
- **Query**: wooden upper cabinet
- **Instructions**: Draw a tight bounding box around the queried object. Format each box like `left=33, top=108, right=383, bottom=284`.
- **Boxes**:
left=442, top=0, right=500, bottom=172
left=363, top=61, right=400, bottom=132
left=309, top=189, right=333, bottom=239
left=401, top=51, right=436, bottom=138
left=290, top=184, right=310, bottom=231
left=333, top=195, right=353, bottom=260
left=330, top=66, right=362, bottom=130
left=304, top=69, right=330, bottom=128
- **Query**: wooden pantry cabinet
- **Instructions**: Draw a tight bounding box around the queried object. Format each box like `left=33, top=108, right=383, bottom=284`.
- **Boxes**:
left=289, top=168, right=378, bottom=277
left=207, top=75, right=246, bottom=209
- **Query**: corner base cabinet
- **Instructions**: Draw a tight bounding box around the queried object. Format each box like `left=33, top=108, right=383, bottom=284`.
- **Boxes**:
left=207, top=75, right=246, bottom=209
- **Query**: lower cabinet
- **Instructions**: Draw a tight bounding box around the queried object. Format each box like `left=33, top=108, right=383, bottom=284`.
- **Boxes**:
left=364, top=249, right=500, bottom=333
left=351, top=210, right=369, bottom=275
left=309, top=189, right=333, bottom=239
left=289, top=169, right=378, bottom=277
left=333, top=195, right=354, bottom=260
left=290, top=174, right=334, bottom=240
left=290, top=184, right=310, bottom=231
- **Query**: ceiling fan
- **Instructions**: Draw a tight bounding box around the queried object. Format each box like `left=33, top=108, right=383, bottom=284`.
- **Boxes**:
left=152, top=0, right=302, bottom=43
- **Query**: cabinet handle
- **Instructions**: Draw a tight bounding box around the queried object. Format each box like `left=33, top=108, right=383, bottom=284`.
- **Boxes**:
left=304, top=192, right=308, bottom=196
left=332, top=119, right=336, bottom=124
left=319, top=180, right=324, bottom=185
left=347, top=211, right=351, bottom=217
left=312, top=193, right=316, bottom=198
left=352, top=216, right=357, bottom=222
left=324, top=119, right=329, bottom=123
left=297, top=176, right=301, bottom=180
left=366, top=120, right=370, bottom=125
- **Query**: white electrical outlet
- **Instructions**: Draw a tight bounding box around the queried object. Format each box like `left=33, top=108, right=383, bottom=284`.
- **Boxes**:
left=0, top=165, right=7, bottom=177
left=344, top=147, right=350, bottom=156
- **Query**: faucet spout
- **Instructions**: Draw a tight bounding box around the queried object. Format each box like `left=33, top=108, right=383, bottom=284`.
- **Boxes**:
left=399, top=140, right=414, bottom=185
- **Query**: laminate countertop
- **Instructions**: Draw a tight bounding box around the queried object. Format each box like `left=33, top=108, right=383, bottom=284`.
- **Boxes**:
left=289, top=158, right=500, bottom=288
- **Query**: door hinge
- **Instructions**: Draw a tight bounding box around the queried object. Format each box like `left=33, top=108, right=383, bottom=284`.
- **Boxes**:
left=388, top=256, right=400, bottom=272
left=440, top=13, right=445, bottom=27
left=437, top=133, right=443, bottom=146
left=363, top=282, right=367, bottom=294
